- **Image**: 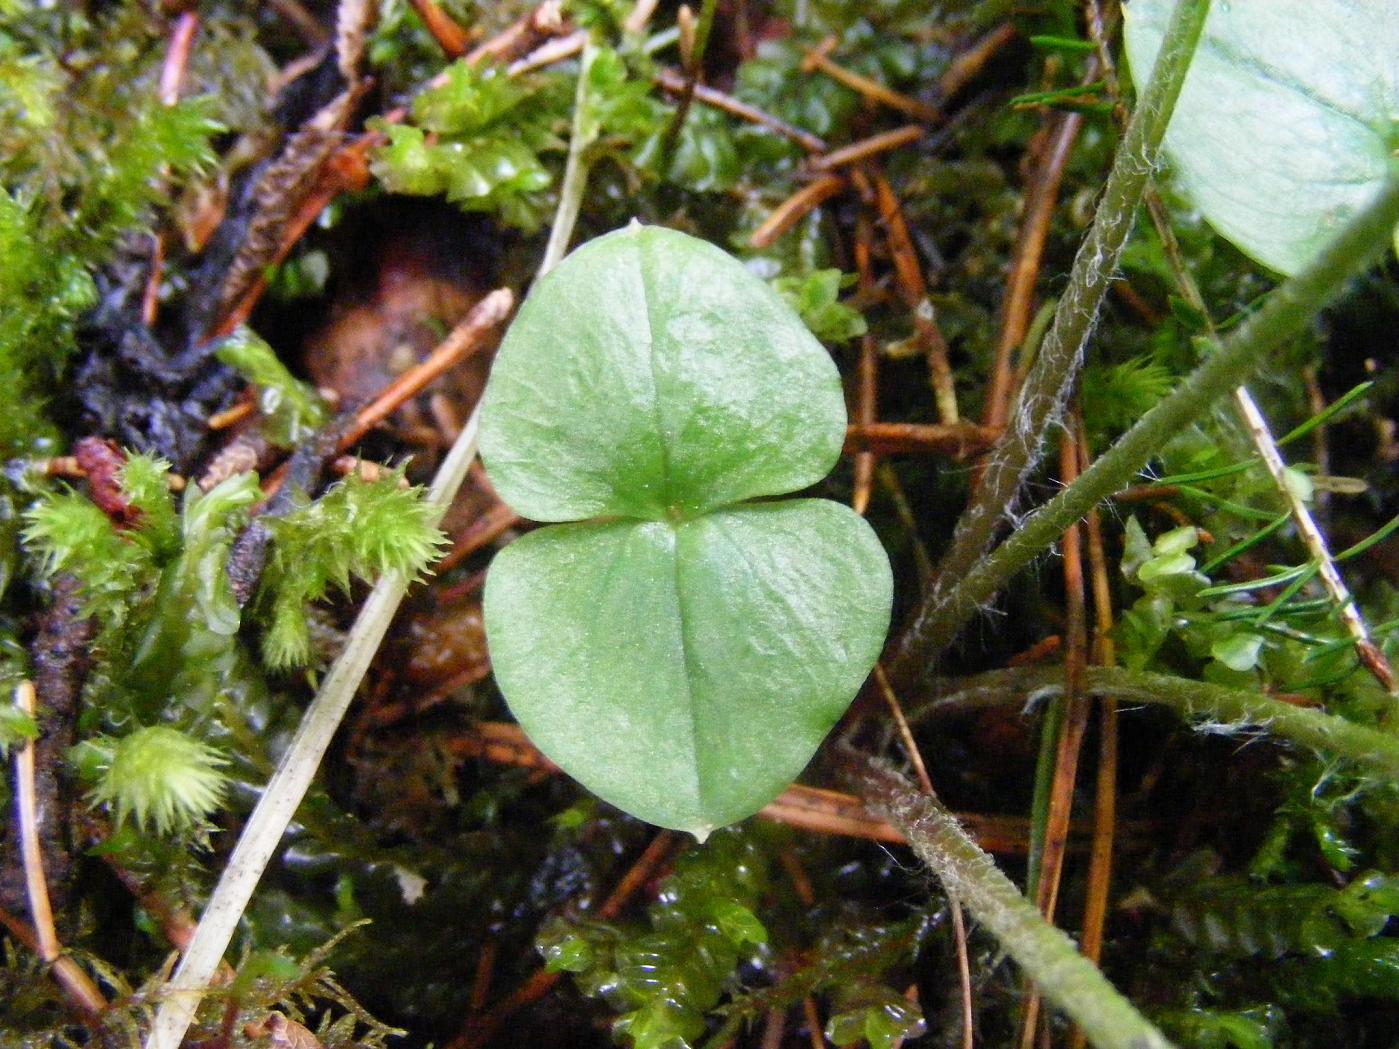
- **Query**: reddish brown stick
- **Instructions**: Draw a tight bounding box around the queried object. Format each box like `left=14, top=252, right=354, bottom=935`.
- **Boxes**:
left=409, top=0, right=475, bottom=57
left=844, top=422, right=999, bottom=458
left=750, top=175, right=847, bottom=249
left=261, top=289, right=513, bottom=497
left=983, top=110, right=1085, bottom=431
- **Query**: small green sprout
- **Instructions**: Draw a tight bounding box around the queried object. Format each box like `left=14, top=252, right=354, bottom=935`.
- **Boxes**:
left=85, top=726, right=229, bottom=836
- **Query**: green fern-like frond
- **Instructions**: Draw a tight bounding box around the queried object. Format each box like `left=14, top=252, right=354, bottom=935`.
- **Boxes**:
left=119, top=452, right=180, bottom=559
left=24, top=491, right=153, bottom=625
left=257, top=472, right=445, bottom=668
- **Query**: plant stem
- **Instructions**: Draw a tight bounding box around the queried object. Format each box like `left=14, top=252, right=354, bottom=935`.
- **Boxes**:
left=889, top=173, right=1399, bottom=683
left=143, top=308, right=510, bottom=1049
left=913, top=665, right=1399, bottom=778
left=892, top=0, right=1211, bottom=688
left=540, top=39, right=601, bottom=277
left=1087, top=667, right=1399, bottom=773
left=851, top=754, right=1175, bottom=1049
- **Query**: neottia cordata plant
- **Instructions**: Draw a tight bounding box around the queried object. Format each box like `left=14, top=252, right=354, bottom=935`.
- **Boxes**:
left=479, top=224, right=893, bottom=838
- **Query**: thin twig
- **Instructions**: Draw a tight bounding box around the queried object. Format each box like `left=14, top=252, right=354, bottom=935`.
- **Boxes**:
left=443, top=720, right=1109, bottom=854
left=655, top=69, right=827, bottom=153
left=656, top=0, right=719, bottom=171
left=852, top=214, right=878, bottom=515
left=802, top=39, right=941, bottom=124
left=507, top=29, right=587, bottom=76
left=871, top=172, right=958, bottom=424
left=983, top=110, right=1084, bottom=432
left=939, top=23, right=1017, bottom=101
left=261, top=290, right=511, bottom=498
left=844, top=421, right=999, bottom=458
left=265, top=0, right=329, bottom=45
left=466, top=0, right=566, bottom=67
left=435, top=500, right=521, bottom=574
left=750, top=175, right=847, bottom=249
left=813, top=125, right=925, bottom=171
left=12, top=681, right=107, bottom=1019
left=409, top=0, right=475, bottom=57
left=1070, top=438, right=1120, bottom=1049
left=802, top=995, right=828, bottom=1049
left=1017, top=424, right=1091, bottom=1049
left=873, top=664, right=933, bottom=794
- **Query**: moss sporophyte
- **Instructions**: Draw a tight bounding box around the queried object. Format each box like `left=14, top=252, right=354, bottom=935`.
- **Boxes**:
left=478, top=224, right=893, bottom=839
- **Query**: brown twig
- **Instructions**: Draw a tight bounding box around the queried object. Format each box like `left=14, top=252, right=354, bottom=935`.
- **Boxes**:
left=207, top=398, right=257, bottom=431
left=950, top=902, right=975, bottom=1049
left=750, top=174, right=847, bottom=250
left=158, top=10, right=200, bottom=105
left=878, top=463, right=935, bottom=591
left=844, top=422, right=998, bottom=458
left=1035, top=424, right=1092, bottom=922
left=12, top=681, right=107, bottom=1019
left=801, top=38, right=941, bottom=124
left=507, top=29, right=587, bottom=75
left=983, top=110, right=1084, bottom=431
left=813, top=125, right=925, bottom=171
left=802, top=995, right=828, bottom=1049
left=409, top=0, right=475, bottom=57
left=444, top=722, right=1075, bottom=854
left=1017, top=421, right=1092, bottom=1049
left=208, top=128, right=379, bottom=341
left=870, top=172, right=959, bottom=424
left=142, top=232, right=166, bottom=329
left=852, top=215, right=879, bottom=516
left=1069, top=438, right=1120, bottom=1049
left=873, top=665, right=932, bottom=794
left=939, top=22, right=1017, bottom=101
left=655, top=68, right=827, bottom=154
left=465, top=0, right=566, bottom=67
left=335, top=289, right=511, bottom=451
left=435, top=500, right=522, bottom=574
left=261, top=289, right=512, bottom=497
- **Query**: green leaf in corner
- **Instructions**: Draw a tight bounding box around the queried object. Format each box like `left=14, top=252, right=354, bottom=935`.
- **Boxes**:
left=1124, top=0, right=1399, bottom=276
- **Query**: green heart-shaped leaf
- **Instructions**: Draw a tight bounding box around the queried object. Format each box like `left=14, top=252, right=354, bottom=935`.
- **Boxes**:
left=479, top=224, right=892, bottom=836
left=483, top=501, right=892, bottom=837
left=1124, top=0, right=1399, bottom=276
left=478, top=224, right=847, bottom=521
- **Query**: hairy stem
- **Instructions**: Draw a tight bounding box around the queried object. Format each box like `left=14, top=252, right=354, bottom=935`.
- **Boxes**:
left=891, top=0, right=1211, bottom=686
left=852, top=754, right=1175, bottom=1049
left=913, top=666, right=1399, bottom=777
left=889, top=174, right=1399, bottom=682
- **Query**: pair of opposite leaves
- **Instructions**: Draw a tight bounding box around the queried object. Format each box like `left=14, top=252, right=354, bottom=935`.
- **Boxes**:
left=478, top=225, right=892, bottom=840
